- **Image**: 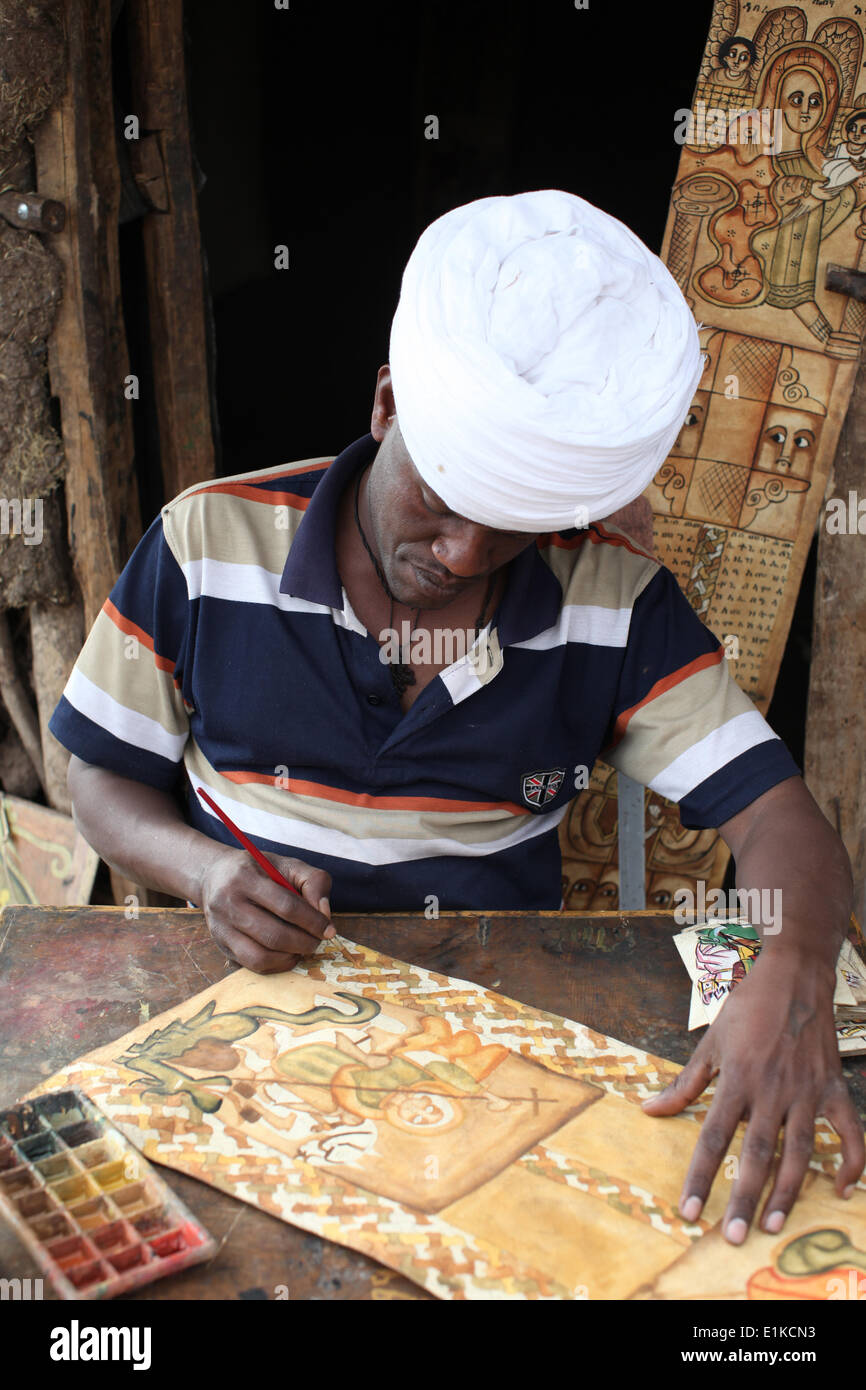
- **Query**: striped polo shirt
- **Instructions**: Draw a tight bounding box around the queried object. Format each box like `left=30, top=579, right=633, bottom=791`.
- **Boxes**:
left=49, top=433, right=799, bottom=912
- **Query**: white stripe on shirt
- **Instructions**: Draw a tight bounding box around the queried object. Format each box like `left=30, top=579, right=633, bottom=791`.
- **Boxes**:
left=649, top=710, right=779, bottom=803
left=513, top=602, right=632, bottom=651
left=65, top=667, right=187, bottom=762
left=181, top=557, right=334, bottom=615
left=192, top=776, right=567, bottom=865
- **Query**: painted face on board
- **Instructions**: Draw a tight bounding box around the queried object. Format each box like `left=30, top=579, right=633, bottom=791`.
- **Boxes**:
left=779, top=71, right=824, bottom=134
left=846, top=116, right=866, bottom=149
left=671, top=392, right=709, bottom=458
left=722, top=43, right=752, bottom=78
left=756, top=407, right=821, bottom=476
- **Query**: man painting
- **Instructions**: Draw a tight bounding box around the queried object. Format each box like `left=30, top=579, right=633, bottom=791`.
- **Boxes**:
left=50, top=190, right=864, bottom=1248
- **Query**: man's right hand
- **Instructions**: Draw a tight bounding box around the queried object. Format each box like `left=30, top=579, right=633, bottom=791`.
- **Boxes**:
left=197, top=848, right=335, bottom=974
left=66, top=759, right=335, bottom=975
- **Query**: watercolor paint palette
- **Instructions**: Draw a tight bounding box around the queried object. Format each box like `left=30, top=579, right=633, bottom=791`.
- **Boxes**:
left=0, top=1088, right=215, bottom=1298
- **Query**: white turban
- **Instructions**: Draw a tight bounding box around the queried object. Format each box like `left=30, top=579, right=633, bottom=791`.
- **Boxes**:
left=388, top=190, right=703, bottom=532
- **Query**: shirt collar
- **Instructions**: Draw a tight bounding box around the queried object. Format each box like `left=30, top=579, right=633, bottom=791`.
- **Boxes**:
left=280, top=434, right=376, bottom=608
left=280, top=433, right=563, bottom=643
left=497, top=538, right=563, bottom=646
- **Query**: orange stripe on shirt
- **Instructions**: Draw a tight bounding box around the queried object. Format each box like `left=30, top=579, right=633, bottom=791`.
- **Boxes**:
left=219, top=770, right=527, bottom=816
left=590, top=521, right=656, bottom=563
left=200, top=459, right=331, bottom=486
left=191, top=482, right=312, bottom=509
left=102, top=598, right=175, bottom=674
left=610, top=646, right=725, bottom=745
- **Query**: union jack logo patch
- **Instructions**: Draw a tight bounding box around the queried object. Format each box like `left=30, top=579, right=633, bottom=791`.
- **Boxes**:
left=522, top=768, right=565, bottom=807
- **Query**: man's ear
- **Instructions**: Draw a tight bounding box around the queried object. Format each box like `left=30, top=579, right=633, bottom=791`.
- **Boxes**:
left=371, top=364, right=396, bottom=441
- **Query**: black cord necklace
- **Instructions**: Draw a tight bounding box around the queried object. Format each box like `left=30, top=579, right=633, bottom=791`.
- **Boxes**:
left=353, top=466, right=495, bottom=698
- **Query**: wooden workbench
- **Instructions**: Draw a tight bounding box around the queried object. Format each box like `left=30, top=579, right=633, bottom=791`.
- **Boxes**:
left=1, top=905, right=864, bottom=1301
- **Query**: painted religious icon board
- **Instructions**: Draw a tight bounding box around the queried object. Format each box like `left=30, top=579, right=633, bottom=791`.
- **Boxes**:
left=30, top=936, right=866, bottom=1301
left=560, top=0, right=866, bottom=911
left=0, top=794, right=99, bottom=908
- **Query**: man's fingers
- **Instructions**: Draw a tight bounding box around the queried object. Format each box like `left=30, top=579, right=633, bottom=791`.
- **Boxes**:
left=675, top=1086, right=742, bottom=1225
left=219, top=899, right=323, bottom=960
left=722, top=1110, right=785, bottom=1244
left=293, top=864, right=335, bottom=934
left=759, top=1102, right=817, bottom=1234
left=642, top=1047, right=717, bottom=1116
left=216, top=922, right=300, bottom=976
left=247, top=857, right=333, bottom=941
left=821, top=1084, right=866, bottom=1197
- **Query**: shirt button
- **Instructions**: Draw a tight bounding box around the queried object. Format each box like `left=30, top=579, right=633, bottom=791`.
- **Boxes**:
left=367, top=693, right=383, bottom=706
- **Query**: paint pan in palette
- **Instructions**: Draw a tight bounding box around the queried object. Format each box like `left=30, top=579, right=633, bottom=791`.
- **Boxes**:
left=0, top=1088, right=215, bottom=1298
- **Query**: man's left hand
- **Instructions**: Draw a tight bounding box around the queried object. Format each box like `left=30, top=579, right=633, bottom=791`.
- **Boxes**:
left=642, top=949, right=865, bottom=1243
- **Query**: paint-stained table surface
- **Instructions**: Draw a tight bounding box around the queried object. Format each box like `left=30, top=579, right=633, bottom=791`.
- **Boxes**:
left=1, top=905, right=864, bottom=1301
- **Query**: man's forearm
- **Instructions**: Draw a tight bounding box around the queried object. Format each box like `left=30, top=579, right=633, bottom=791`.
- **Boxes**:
left=67, top=757, right=226, bottom=903
left=728, top=782, right=853, bottom=978
left=653, top=777, right=864, bottom=1241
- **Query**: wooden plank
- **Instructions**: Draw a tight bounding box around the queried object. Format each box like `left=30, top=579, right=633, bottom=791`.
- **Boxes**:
left=805, top=360, right=866, bottom=929
left=29, top=598, right=85, bottom=813
left=126, top=0, right=216, bottom=500
left=32, top=0, right=142, bottom=632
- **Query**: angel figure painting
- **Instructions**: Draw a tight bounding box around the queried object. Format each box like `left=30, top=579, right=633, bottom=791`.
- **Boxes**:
left=676, top=6, right=866, bottom=351
left=697, top=43, right=860, bottom=341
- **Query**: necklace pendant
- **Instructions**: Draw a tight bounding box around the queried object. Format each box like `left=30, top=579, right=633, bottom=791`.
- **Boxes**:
left=390, top=662, right=416, bottom=696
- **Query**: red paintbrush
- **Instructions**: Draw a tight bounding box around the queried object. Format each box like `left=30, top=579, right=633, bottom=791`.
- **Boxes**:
left=195, top=784, right=302, bottom=898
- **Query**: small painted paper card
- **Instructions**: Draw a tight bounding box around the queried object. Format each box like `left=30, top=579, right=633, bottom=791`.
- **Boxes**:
left=674, top=921, right=866, bottom=1052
